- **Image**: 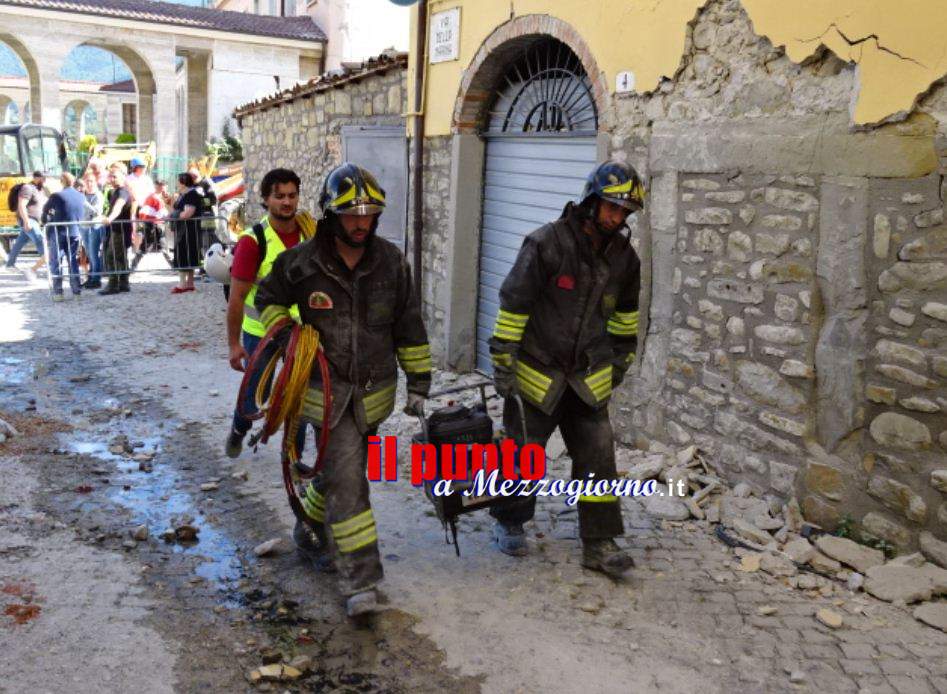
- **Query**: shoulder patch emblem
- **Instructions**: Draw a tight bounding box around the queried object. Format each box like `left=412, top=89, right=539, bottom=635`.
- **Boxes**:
left=308, top=291, right=333, bottom=310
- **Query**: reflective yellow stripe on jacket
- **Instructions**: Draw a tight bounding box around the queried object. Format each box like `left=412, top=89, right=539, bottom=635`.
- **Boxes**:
left=397, top=344, right=432, bottom=375
left=492, top=309, right=528, bottom=370
left=331, top=509, right=377, bottom=553
left=493, top=309, right=529, bottom=342
left=515, top=359, right=553, bottom=407
left=607, top=310, right=638, bottom=338
left=301, top=483, right=326, bottom=523
left=240, top=213, right=316, bottom=337
left=584, top=365, right=613, bottom=403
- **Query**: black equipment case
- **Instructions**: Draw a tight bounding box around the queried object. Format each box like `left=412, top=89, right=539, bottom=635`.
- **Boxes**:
left=412, top=381, right=519, bottom=554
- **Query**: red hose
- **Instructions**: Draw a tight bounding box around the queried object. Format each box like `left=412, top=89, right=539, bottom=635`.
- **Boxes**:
left=235, top=319, right=333, bottom=527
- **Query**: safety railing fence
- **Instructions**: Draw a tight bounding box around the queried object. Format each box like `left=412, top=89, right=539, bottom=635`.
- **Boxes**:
left=42, top=214, right=229, bottom=298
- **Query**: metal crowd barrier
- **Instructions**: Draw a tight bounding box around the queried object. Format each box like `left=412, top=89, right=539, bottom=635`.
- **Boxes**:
left=42, top=214, right=229, bottom=297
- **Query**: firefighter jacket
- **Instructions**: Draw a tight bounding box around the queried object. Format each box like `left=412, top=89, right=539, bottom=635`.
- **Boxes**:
left=255, top=231, right=432, bottom=433
left=489, top=202, right=641, bottom=415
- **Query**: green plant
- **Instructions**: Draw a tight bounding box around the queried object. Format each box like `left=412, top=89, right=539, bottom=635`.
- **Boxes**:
left=834, top=514, right=855, bottom=540
left=115, top=132, right=136, bottom=144
left=221, top=119, right=243, bottom=162
left=859, top=534, right=896, bottom=560
left=832, top=513, right=896, bottom=559
left=205, top=138, right=228, bottom=161
left=78, top=134, right=98, bottom=154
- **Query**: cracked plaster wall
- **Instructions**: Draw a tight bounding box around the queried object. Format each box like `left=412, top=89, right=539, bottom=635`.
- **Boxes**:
left=411, top=0, right=947, bottom=134
left=417, top=0, right=947, bottom=548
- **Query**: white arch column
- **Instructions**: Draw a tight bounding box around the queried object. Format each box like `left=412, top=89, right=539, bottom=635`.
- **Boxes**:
left=34, top=42, right=72, bottom=127
left=153, top=73, right=178, bottom=156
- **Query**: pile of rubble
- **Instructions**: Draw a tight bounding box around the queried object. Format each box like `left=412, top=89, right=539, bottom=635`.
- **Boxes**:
left=615, top=443, right=947, bottom=633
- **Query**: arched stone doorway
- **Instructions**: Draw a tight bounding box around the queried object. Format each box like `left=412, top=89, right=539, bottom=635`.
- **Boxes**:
left=443, top=16, right=608, bottom=372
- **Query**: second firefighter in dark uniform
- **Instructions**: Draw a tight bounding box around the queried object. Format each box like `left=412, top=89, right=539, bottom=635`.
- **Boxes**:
left=490, top=161, right=645, bottom=578
left=255, top=163, right=431, bottom=617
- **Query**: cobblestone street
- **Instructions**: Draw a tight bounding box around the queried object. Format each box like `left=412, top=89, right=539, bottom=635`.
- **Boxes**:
left=1, top=268, right=945, bottom=693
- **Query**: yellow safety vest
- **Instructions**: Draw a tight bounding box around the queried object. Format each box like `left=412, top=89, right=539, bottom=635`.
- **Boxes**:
left=239, top=212, right=316, bottom=337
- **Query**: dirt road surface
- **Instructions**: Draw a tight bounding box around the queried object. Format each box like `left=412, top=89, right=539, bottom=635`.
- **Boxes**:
left=1, top=262, right=945, bottom=694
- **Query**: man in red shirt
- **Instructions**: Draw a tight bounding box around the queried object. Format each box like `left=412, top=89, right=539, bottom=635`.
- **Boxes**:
left=225, top=168, right=316, bottom=458
left=131, top=180, right=173, bottom=269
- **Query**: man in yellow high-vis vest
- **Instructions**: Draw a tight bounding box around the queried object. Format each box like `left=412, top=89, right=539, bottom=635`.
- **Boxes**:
left=225, top=168, right=316, bottom=458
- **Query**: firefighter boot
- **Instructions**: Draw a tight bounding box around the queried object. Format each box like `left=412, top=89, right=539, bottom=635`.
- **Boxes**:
left=292, top=519, right=336, bottom=573
left=224, top=428, right=244, bottom=458
left=582, top=538, right=634, bottom=578
left=493, top=521, right=528, bottom=557
left=346, top=589, right=378, bottom=618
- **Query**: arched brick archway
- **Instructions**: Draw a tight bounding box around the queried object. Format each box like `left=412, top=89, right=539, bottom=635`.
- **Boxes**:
left=452, top=14, right=610, bottom=134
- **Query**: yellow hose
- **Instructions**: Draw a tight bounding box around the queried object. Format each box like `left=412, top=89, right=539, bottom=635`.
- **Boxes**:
left=250, top=323, right=321, bottom=473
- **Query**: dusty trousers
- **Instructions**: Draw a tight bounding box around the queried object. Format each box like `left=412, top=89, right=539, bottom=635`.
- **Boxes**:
left=491, top=386, right=624, bottom=539
left=299, top=403, right=382, bottom=596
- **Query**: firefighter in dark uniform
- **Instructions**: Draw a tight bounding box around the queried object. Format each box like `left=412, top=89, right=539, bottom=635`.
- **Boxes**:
left=489, top=161, right=645, bottom=578
left=254, top=163, right=431, bottom=617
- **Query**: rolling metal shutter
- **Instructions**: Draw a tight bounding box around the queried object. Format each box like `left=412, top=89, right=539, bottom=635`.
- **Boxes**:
left=475, top=135, right=597, bottom=373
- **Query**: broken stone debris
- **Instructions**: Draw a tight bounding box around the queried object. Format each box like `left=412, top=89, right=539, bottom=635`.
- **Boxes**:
left=0, top=416, right=20, bottom=438
left=622, top=442, right=947, bottom=633
left=815, top=607, right=843, bottom=629
left=913, top=602, right=947, bottom=632
left=248, top=664, right=303, bottom=683
left=253, top=538, right=282, bottom=557
left=814, top=535, right=885, bottom=574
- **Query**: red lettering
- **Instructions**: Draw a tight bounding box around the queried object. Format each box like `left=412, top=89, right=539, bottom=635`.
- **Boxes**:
left=520, top=443, right=546, bottom=480
left=410, top=443, right=437, bottom=486
left=439, top=444, right=468, bottom=481
left=470, top=443, right=498, bottom=478
left=500, top=438, right=518, bottom=480
left=367, top=435, right=382, bottom=481
left=383, top=435, right=398, bottom=481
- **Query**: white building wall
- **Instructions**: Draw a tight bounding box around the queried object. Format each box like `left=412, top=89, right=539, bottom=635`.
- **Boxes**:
left=207, top=40, right=302, bottom=138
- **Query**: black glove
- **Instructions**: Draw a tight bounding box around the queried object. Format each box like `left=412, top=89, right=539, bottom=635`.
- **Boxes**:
left=493, top=366, right=516, bottom=399
left=403, top=392, right=425, bottom=417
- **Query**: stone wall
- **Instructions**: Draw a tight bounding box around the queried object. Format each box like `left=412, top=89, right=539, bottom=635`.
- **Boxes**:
left=238, top=67, right=406, bottom=215
left=606, top=0, right=947, bottom=549
left=419, top=0, right=947, bottom=548
left=410, top=135, right=453, bottom=357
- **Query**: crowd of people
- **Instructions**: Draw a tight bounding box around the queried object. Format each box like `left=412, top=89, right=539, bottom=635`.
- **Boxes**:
left=4, top=156, right=219, bottom=299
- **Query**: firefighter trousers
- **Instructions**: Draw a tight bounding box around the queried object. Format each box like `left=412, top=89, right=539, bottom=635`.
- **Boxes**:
left=299, top=403, right=383, bottom=596
left=491, top=386, right=624, bottom=540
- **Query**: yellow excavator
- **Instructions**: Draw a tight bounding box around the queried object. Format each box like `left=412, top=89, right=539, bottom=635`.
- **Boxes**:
left=0, top=124, right=68, bottom=232
left=1, top=124, right=156, bottom=252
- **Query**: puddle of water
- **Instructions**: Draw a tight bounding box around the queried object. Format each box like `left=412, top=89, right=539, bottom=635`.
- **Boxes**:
left=0, top=357, right=27, bottom=385
left=63, top=433, right=244, bottom=607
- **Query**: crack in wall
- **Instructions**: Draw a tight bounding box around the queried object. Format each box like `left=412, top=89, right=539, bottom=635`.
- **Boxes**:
left=798, top=23, right=927, bottom=69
